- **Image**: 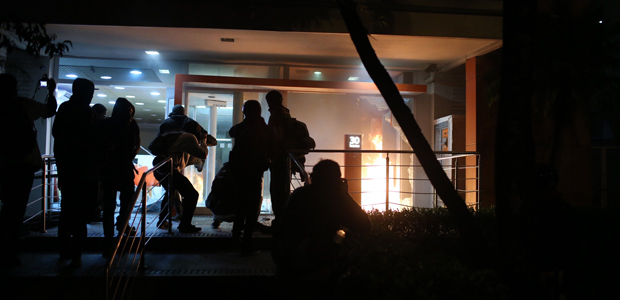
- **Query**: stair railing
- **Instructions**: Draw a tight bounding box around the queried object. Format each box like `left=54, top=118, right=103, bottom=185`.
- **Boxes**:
left=104, top=157, right=172, bottom=300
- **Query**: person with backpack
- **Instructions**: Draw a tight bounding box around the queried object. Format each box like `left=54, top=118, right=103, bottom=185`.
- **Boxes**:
left=151, top=119, right=217, bottom=233
left=228, top=100, right=274, bottom=255
left=266, top=90, right=315, bottom=231
left=0, top=73, right=57, bottom=268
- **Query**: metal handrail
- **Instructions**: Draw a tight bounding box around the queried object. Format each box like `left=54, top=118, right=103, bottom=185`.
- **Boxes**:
left=299, top=149, right=480, bottom=211
left=105, top=157, right=172, bottom=300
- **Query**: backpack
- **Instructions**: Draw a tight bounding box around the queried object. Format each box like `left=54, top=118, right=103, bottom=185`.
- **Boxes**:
left=148, top=131, right=182, bottom=156
left=205, top=163, right=238, bottom=221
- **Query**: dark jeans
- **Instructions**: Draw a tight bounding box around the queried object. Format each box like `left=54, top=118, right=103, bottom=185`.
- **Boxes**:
left=102, top=178, right=135, bottom=241
left=233, top=172, right=264, bottom=251
left=156, top=169, right=198, bottom=228
left=0, top=168, right=35, bottom=258
left=269, top=156, right=291, bottom=226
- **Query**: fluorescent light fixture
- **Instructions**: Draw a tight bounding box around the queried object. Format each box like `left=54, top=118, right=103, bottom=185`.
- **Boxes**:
left=135, top=102, right=145, bottom=106
left=348, top=76, right=360, bottom=81
left=157, top=100, right=166, bottom=103
left=159, top=69, right=170, bottom=74
left=126, top=95, right=135, bottom=98
left=130, top=70, right=142, bottom=75
left=108, top=101, right=116, bottom=104
left=114, top=86, right=125, bottom=90
left=97, top=93, right=107, bottom=97
left=100, top=76, right=112, bottom=80
left=196, top=105, right=207, bottom=109
left=151, top=114, right=158, bottom=117
left=314, top=71, right=322, bottom=75
left=66, top=74, right=78, bottom=78
left=144, top=108, right=152, bottom=112
left=145, top=51, right=160, bottom=55
left=150, top=91, right=160, bottom=96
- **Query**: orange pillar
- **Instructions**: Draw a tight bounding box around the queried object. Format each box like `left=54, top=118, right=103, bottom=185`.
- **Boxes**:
left=465, top=57, right=478, bottom=208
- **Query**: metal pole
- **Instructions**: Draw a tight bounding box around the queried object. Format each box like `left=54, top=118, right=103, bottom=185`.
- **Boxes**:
left=385, top=154, right=390, bottom=212
left=168, top=160, right=173, bottom=234
left=42, top=157, right=48, bottom=233
left=140, top=184, right=146, bottom=270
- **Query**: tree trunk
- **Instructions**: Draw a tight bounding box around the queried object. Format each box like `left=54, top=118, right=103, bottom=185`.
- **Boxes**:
left=337, top=0, right=473, bottom=232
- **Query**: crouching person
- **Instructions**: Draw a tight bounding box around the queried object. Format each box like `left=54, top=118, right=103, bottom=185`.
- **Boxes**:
left=272, top=159, right=372, bottom=300
left=152, top=119, right=216, bottom=233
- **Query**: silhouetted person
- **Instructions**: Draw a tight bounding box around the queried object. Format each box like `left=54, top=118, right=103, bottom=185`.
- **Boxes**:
left=266, top=90, right=292, bottom=229
left=228, top=100, right=274, bottom=255
left=157, top=104, right=207, bottom=220
left=273, top=159, right=371, bottom=300
left=153, top=119, right=216, bottom=233
left=100, top=98, right=140, bottom=257
left=0, top=73, right=56, bottom=268
left=92, top=103, right=107, bottom=122
left=52, top=78, right=101, bottom=269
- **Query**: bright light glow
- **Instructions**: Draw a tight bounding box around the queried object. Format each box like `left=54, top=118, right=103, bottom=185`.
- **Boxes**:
left=130, top=70, right=142, bottom=75
left=97, top=93, right=106, bottom=97
left=157, top=100, right=166, bottom=103
left=126, top=95, right=135, bottom=98
left=159, top=69, right=170, bottom=74
left=150, top=91, right=160, bottom=96
left=114, top=86, right=125, bottom=90
left=100, top=76, right=112, bottom=80
left=151, top=114, right=158, bottom=117
left=361, top=134, right=402, bottom=212
left=145, top=51, right=160, bottom=55
left=108, top=101, right=116, bottom=104
left=144, top=108, right=152, bottom=112
left=66, top=74, right=78, bottom=78
left=196, top=105, right=207, bottom=109
left=348, top=77, right=359, bottom=81
left=314, top=71, right=322, bottom=75
left=599, top=20, right=603, bottom=24
left=135, top=102, right=144, bottom=105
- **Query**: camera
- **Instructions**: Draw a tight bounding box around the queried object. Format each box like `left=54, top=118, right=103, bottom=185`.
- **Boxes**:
left=39, top=74, right=48, bottom=88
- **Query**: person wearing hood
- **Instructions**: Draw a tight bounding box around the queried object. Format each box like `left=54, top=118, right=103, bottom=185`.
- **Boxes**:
left=100, top=98, right=141, bottom=256
left=0, top=73, right=57, bottom=268
left=52, top=78, right=102, bottom=269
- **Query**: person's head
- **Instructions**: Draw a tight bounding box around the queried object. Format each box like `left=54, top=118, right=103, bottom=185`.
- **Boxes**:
left=242, top=100, right=261, bottom=118
left=0, top=73, right=18, bottom=100
left=111, top=98, right=135, bottom=124
left=71, top=78, right=95, bottom=104
left=266, top=90, right=283, bottom=108
left=92, top=103, right=107, bottom=121
left=182, top=119, right=201, bottom=138
left=310, top=159, right=342, bottom=187
left=169, top=104, right=185, bottom=117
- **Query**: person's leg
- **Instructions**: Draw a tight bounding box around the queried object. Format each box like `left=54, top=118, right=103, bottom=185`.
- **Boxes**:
left=174, top=171, right=199, bottom=229
left=101, top=179, right=117, bottom=240
left=0, top=169, right=34, bottom=266
left=242, top=175, right=263, bottom=252
left=116, top=181, right=136, bottom=233
left=157, top=177, right=171, bottom=226
left=269, top=156, right=290, bottom=226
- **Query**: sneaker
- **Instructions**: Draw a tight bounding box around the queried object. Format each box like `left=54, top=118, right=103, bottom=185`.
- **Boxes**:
left=177, top=224, right=202, bottom=233
left=211, top=220, right=221, bottom=229
left=158, top=221, right=171, bottom=230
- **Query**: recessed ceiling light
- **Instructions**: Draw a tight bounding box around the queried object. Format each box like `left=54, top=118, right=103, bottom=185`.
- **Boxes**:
left=114, top=86, right=125, bottom=90
left=130, top=70, right=142, bottom=75
left=157, top=100, right=166, bottom=103
left=126, top=95, right=135, bottom=98
left=97, top=93, right=106, bottom=97
left=135, top=102, right=144, bottom=105
left=314, top=71, right=322, bottom=75
left=108, top=101, right=116, bottom=104
left=100, top=76, right=112, bottom=80
left=348, top=76, right=360, bottom=81
left=159, top=69, right=170, bottom=74
left=150, top=92, right=160, bottom=96
left=151, top=114, right=158, bottom=117
left=145, top=51, right=160, bottom=55
left=66, top=74, right=78, bottom=78
left=144, top=108, right=152, bottom=112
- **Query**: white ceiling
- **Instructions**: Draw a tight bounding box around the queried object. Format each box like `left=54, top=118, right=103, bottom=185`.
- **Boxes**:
left=47, top=24, right=502, bottom=124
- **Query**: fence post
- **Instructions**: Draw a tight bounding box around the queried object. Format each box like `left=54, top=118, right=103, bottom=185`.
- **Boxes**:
left=385, top=154, right=390, bottom=212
